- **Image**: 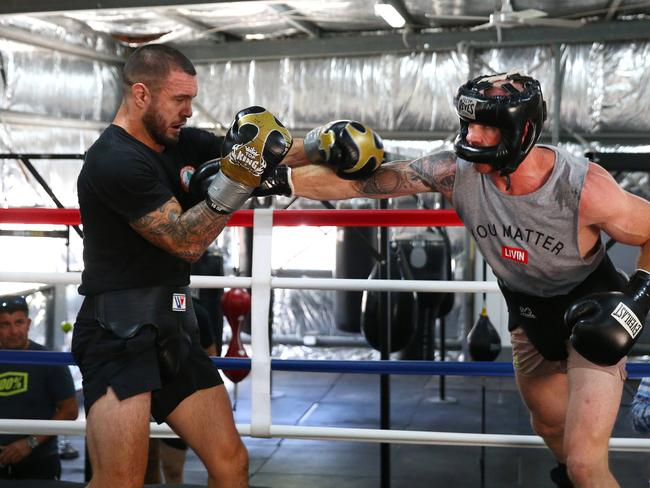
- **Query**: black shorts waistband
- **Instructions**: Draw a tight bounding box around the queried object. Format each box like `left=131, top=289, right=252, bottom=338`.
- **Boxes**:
left=78, top=285, right=196, bottom=339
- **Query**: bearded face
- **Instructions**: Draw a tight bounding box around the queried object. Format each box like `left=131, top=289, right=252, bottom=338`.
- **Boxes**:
left=142, top=95, right=181, bottom=147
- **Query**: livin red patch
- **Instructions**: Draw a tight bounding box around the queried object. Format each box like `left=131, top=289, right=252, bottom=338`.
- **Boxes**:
left=501, top=245, right=528, bottom=264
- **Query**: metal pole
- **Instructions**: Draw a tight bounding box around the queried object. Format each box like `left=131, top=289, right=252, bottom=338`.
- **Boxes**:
left=552, top=43, right=562, bottom=146
left=379, top=198, right=391, bottom=488
left=480, top=382, right=486, bottom=488
left=18, top=156, right=84, bottom=238
left=439, top=316, right=446, bottom=399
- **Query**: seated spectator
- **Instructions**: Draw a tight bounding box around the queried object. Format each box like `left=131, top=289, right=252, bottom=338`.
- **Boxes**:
left=0, top=295, right=78, bottom=480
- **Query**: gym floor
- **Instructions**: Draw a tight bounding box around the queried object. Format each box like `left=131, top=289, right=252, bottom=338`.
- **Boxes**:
left=39, top=370, right=650, bottom=488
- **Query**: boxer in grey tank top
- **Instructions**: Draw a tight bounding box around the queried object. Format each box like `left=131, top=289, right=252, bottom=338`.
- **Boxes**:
left=454, top=145, right=603, bottom=297
left=283, top=71, right=650, bottom=488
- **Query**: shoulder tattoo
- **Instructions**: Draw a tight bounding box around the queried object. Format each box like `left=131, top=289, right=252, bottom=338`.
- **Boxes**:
left=408, top=151, right=457, bottom=197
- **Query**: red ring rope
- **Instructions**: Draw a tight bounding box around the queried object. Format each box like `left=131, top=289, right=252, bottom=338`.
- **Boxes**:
left=0, top=208, right=463, bottom=227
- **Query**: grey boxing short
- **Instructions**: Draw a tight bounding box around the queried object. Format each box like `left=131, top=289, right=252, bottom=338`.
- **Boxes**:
left=510, top=327, right=626, bottom=379
left=71, top=286, right=222, bottom=422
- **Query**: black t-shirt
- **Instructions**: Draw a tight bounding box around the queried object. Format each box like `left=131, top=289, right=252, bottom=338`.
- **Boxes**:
left=78, top=124, right=223, bottom=295
left=0, top=341, right=75, bottom=459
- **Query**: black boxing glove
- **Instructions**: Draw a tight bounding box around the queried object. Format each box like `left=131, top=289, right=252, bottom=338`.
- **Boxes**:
left=206, top=106, right=292, bottom=214
left=251, top=165, right=294, bottom=198
left=303, top=120, right=384, bottom=180
left=189, top=158, right=221, bottom=204
left=565, top=269, right=650, bottom=366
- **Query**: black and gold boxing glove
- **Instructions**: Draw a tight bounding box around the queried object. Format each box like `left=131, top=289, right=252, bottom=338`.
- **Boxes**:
left=189, top=158, right=221, bottom=204
left=251, top=165, right=294, bottom=198
left=304, top=120, right=384, bottom=180
left=206, top=106, right=292, bottom=214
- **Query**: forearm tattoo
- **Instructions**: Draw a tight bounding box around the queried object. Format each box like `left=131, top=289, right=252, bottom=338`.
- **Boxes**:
left=131, top=198, right=229, bottom=262
left=353, top=150, right=457, bottom=201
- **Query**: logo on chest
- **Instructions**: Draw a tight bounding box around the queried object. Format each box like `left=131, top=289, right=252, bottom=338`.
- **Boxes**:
left=0, top=372, right=28, bottom=396
left=501, top=245, right=528, bottom=264
left=179, top=165, right=195, bottom=193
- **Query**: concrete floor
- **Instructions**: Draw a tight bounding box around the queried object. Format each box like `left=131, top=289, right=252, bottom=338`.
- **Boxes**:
left=47, top=370, right=650, bottom=488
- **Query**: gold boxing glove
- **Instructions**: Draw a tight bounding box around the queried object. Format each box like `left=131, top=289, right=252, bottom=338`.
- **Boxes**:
left=206, top=106, right=292, bottom=213
left=303, top=120, right=384, bottom=180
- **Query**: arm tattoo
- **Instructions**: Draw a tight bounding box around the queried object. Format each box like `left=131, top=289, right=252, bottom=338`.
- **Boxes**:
left=352, top=150, right=457, bottom=202
left=130, top=198, right=230, bottom=262
left=408, top=151, right=457, bottom=201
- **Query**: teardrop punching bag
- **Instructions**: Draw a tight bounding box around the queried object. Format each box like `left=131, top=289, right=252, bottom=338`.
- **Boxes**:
left=398, top=234, right=455, bottom=360
left=360, top=251, right=418, bottom=353
left=221, top=288, right=252, bottom=383
left=467, top=307, right=502, bottom=361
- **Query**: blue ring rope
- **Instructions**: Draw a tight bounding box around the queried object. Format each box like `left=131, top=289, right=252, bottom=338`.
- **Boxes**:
left=1, top=350, right=649, bottom=378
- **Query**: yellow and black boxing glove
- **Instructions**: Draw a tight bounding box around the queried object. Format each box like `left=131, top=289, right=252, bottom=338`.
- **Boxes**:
left=304, top=120, right=384, bottom=180
left=189, top=158, right=221, bottom=204
left=206, top=106, right=292, bottom=214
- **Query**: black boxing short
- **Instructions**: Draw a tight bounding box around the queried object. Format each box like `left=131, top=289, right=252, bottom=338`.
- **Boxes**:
left=499, top=254, right=626, bottom=361
left=72, top=286, right=222, bottom=422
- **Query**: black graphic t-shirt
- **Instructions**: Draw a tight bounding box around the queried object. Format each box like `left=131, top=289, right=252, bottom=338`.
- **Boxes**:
left=78, top=124, right=223, bottom=295
left=0, top=341, right=75, bottom=459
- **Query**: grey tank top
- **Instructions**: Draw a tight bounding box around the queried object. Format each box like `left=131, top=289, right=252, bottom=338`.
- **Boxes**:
left=453, top=145, right=604, bottom=297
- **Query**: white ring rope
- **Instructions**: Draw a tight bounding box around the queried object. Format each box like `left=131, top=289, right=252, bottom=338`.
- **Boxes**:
left=0, top=272, right=501, bottom=294
left=0, top=210, right=644, bottom=452
left=0, top=420, right=648, bottom=452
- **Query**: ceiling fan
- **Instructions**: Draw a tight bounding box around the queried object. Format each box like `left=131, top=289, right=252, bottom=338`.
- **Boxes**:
left=426, top=0, right=583, bottom=41
left=470, top=0, right=583, bottom=40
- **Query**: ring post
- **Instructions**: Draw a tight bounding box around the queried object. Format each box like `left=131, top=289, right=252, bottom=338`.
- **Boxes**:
left=250, top=208, right=274, bottom=437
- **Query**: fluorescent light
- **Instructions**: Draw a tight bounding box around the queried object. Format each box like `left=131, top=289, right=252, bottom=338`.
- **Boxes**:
left=374, top=3, right=406, bottom=28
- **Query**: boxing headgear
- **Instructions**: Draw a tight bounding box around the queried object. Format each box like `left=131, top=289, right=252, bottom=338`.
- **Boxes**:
left=453, top=71, right=547, bottom=176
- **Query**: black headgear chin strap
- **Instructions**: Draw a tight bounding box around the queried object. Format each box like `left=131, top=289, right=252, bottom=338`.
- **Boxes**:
left=453, top=71, right=547, bottom=176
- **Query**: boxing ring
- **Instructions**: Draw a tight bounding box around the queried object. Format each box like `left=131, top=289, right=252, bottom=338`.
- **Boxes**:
left=1, top=207, right=650, bottom=485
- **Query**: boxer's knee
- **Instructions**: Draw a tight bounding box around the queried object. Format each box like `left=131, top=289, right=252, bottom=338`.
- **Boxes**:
left=565, top=450, right=609, bottom=486
left=531, top=415, right=564, bottom=441
left=205, top=437, right=248, bottom=482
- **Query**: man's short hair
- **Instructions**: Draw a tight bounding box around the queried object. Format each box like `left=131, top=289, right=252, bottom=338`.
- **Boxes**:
left=0, top=295, right=28, bottom=315
left=122, top=44, right=196, bottom=93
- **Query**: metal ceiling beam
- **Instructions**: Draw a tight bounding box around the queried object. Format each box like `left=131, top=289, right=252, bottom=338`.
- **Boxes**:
left=0, top=25, right=123, bottom=63
left=0, top=109, right=107, bottom=131
left=269, top=4, right=322, bottom=38
left=605, top=0, right=624, bottom=20
left=178, top=20, right=650, bottom=62
left=0, top=0, right=252, bottom=16
left=160, top=12, right=241, bottom=43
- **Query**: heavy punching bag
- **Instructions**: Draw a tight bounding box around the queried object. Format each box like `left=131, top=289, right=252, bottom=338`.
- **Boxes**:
left=221, top=288, right=252, bottom=383
left=398, top=231, right=455, bottom=360
left=334, top=203, right=378, bottom=333
left=360, top=249, right=418, bottom=353
left=467, top=307, right=502, bottom=361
